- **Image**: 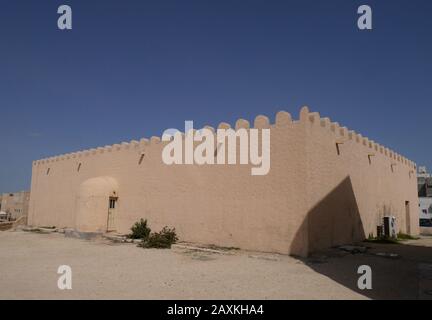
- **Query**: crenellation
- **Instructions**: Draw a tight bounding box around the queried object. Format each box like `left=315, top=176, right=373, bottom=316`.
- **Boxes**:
left=355, top=133, right=362, bottom=143
left=30, top=109, right=414, bottom=170
left=299, top=106, right=310, bottom=122
left=275, top=111, right=292, bottom=127
left=139, top=138, right=149, bottom=146
left=339, top=127, right=348, bottom=137
left=203, top=126, right=215, bottom=133
left=320, top=117, right=331, bottom=128
left=104, top=145, right=113, bottom=152
left=129, top=140, right=139, bottom=149
left=254, top=115, right=270, bottom=129
left=330, top=122, right=340, bottom=134
left=235, top=119, right=250, bottom=130
left=308, top=112, right=320, bottom=124
left=218, top=122, right=231, bottom=130
left=150, top=136, right=161, bottom=144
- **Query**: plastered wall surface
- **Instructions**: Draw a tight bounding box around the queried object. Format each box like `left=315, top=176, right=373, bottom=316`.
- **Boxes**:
left=28, top=107, right=418, bottom=256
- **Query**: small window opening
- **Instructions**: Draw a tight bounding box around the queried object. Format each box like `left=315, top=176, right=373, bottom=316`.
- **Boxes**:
left=335, top=143, right=341, bottom=156
left=138, top=153, right=145, bottom=165
left=109, top=198, right=116, bottom=209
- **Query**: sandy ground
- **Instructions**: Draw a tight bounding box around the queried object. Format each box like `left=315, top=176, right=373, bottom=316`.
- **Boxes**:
left=0, top=230, right=432, bottom=299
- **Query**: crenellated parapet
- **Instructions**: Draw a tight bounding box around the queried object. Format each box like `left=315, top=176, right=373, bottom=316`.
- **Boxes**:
left=298, top=106, right=416, bottom=169
left=32, top=107, right=416, bottom=170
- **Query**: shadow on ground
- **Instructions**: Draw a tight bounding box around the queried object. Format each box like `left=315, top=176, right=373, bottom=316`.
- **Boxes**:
left=292, top=176, right=432, bottom=299
left=303, top=240, right=432, bottom=299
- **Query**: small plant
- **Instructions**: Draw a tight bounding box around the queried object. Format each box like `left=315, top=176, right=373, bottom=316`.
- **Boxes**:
left=140, top=227, right=178, bottom=249
left=129, top=219, right=151, bottom=240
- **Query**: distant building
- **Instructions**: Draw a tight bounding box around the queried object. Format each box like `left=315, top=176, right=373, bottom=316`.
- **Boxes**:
left=419, top=197, right=432, bottom=218
left=418, top=167, right=432, bottom=226
left=418, top=166, right=432, bottom=197
left=0, top=191, right=30, bottom=220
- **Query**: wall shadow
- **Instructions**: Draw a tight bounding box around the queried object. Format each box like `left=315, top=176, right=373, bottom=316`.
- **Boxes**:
left=291, top=176, right=432, bottom=299
left=291, top=176, right=365, bottom=255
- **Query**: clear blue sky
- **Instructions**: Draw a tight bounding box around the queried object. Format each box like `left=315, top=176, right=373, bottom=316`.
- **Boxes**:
left=0, top=0, right=431, bottom=193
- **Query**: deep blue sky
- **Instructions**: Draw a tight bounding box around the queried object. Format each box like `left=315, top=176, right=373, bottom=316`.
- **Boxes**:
left=0, top=0, right=431, bottom=193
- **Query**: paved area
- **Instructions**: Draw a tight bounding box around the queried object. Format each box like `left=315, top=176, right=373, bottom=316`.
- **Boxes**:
left=0, top=230, right=431, bottom=299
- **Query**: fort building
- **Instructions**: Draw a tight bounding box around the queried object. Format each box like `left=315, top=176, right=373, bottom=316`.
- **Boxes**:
left=0, top=191, right=30, bottom=221
left=28, top=107, right=419, bottom=256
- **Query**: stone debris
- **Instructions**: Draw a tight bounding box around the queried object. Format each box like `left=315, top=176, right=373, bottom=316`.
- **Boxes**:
left=173, top=244, right=233, bottom=255
left=248, top=254, right=281, bottom=261
left=37, top=227, right=58, bottom=233
left=64, top=229, right=102, bottom=240
left=102, top=233, right=128, bottom=243
left=20, top=226, right=57, bottom=233
left=338, top=245, right=368, bottom=254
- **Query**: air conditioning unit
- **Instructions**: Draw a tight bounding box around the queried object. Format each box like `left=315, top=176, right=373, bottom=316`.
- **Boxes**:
left=383, top=216, right=397, bottom=238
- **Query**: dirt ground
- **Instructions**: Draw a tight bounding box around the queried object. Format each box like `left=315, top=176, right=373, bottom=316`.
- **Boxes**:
left=1, top=230, right=432, bottom=299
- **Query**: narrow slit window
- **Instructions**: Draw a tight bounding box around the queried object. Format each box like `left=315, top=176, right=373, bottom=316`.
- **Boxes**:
left=138, top=153, right=145, bottom=165
left=336, top=142, right=340, bottom=156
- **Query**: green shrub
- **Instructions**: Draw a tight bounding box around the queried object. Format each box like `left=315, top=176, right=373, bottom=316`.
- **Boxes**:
left=397, top=232, right=419, bottom=240
left=364, top=237, right=399, bottom=244
left=140, top=227, right=178, bottom=249
left=129, top=219, right=151, bottom=240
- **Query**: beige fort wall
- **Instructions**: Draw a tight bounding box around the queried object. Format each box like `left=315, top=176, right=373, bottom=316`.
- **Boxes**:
left=28, top=107, right=418, bottom=257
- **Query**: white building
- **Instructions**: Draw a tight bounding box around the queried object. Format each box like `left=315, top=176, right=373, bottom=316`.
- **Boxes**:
left=419, top=197, right=432, bottom=219
left=418, top=166, right=431, bottom=178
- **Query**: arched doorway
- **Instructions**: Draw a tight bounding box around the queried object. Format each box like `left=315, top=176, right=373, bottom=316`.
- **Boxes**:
left=75, top=176, right=119, bottom=232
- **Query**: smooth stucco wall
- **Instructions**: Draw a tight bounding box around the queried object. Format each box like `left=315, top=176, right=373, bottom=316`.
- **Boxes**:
left=28, top=108, right=418, bottom=256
